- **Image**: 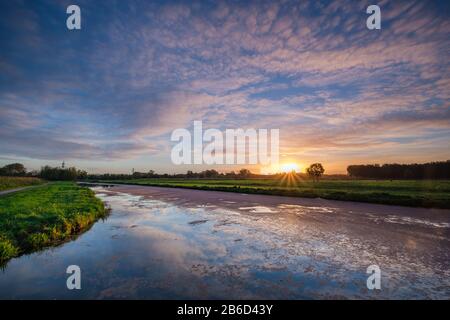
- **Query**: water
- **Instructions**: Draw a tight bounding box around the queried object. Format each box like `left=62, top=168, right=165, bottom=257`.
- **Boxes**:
left=0, top=185, right=449, bottom=299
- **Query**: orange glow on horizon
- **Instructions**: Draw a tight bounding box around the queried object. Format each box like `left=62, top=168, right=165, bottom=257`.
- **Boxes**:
left=280, top=163, right=300, bottom=173
left=260, top=162, right=304, bottom=174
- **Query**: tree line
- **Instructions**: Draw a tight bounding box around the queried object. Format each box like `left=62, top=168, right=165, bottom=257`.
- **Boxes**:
left=0, top=163, right=254, bottom=180
left=87, top=168, right=254, bottom=180
left=2, top=160, right=448, bottom=181
left=0, top=163, right=87, bottom=181
left=347, top=161, right=450, bottom=179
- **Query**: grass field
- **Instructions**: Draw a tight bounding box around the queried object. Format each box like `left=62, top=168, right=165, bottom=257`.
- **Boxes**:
left=0, top=176, right=44, bottom=191
left=0, top=182, right=107, bottom=265
left=97, top=177, right=450, bottom=209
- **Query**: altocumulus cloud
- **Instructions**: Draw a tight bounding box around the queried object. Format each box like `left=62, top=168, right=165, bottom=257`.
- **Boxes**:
left=0, top=0, right=449, bottom=171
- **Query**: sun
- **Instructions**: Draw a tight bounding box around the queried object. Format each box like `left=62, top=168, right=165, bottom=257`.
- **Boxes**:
left=279, top=163, right=300, bottom=173
left=259, top=162, right=304, bottom=174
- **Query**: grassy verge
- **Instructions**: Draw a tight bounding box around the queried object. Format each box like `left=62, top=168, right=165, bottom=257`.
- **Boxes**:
left=0, top=176, right=44, bottom=191
left=0, top=182, right=107, bottom=265
left=96, top=178, right=450, bottom=209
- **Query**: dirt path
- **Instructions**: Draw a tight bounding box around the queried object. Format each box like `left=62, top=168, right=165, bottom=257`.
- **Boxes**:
left=0, top=183, right=48, bottom=196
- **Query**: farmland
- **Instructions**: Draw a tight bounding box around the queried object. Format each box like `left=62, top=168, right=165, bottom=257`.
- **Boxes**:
left=0, top=176, right=44, bottom=192
left=96, top=177, right=450, bottom=209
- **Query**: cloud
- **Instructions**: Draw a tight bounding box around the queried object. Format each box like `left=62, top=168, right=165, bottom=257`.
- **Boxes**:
left=0, top=0, right=449, bottom=172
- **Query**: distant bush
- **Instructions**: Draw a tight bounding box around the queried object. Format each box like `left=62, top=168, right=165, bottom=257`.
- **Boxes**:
left=39, top=166, right=87, bottom=181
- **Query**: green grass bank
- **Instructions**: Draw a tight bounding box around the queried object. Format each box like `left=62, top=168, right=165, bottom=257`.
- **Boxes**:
left=0, top=182, right=107, bottom=265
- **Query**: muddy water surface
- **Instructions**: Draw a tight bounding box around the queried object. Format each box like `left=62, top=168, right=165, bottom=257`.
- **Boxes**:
left=0, top=185, right=449, bottom=299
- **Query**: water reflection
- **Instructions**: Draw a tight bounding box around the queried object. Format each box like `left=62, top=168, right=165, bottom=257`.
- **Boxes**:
left=0, top=186, right=449, bottom=299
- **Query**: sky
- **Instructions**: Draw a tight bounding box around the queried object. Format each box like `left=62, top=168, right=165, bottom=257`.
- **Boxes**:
left=0, top=0, right=449, bottom=174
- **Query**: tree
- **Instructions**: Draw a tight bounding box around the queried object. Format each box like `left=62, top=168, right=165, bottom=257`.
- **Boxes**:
left=39, top=166, right=78, bottom=181
left=307, top=163, right=325, bottom=182
left=186, top=170, right=194, bottom=178
left=77, top=170, right=88, bottom=180
left=0, top=163, right=26, bottom=176
left=203, top=169, right=219, bottom=178
left=239, top=168, right=251, bottom=178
